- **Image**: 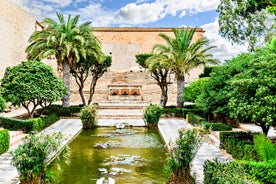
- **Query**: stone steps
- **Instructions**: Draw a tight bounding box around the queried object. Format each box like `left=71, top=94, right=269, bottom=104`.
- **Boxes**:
left=9, top=131, right=27, bottom=149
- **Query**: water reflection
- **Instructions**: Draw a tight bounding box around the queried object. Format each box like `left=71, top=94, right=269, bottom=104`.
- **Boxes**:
left=49, top=127, right=167, bottom=184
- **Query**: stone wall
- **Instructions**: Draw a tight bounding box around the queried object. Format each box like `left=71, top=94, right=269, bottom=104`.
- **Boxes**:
left=0, top=0, right=37, bottom=77
left=69, top=28, right=204, bottom=105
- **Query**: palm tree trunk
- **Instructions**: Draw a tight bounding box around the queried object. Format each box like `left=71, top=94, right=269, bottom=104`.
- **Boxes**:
left=160, top=84, right=168, bottom=108
left=62, top=61, right=71, bottom=107
left=176, top=77, right=185, bottom=108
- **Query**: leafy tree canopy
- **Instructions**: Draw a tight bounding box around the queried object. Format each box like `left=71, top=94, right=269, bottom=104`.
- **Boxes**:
left=217, top=0, right=275, bottom=51
left=0, top=61, right=67, bottom=117
left=228, top=48, right=276, bottom=135
left=182, top=77, right=209, bottom=103
left=197, top=52, right=253, bottom=117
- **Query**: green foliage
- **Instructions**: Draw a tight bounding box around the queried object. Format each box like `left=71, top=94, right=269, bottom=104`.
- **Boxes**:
left=244, top=160, right=276, bottom=184
left=199, top=66, right=221, bottom=78
left=228, top=49, right=276, bottom=135
left=0, top=129, right=9, bottom=155
left=176, top=129, right=201, bottom=170
left=71, top=55, right=111, bottom=106
left=153, top=27, right=218, bottom=107
left=0, top=95, right=6, bottom=112
left=182, top=77, right=209, bottom=103
left=197, top=51, right=255, bottom=119
left=41, top=104, right=82, bottom=116
left=26, top=13, right=104, bottom=107
left=187, top=112, right=206, bottom=126
left=220, top=131, right=259, bottom=161
left=143, top=104, right=162, bottom=127
left=31, top=118, right=44, bottom=132
left=135, top=53, right=153, bottom=68
left=217, top=0, right=274, bottom=51
left=41, top=113, right=60, bottom=128
left=253, top=134, right=276, bottom=161
left=11, top=133, right=62, bottom=183
left=0, top=114, right=60, bottom=133
left=0, top=61, right=67, bottom=118
left=0, top=116, right=34, bottom=133
left=202, top=122, right=233, bottom=131
left=79, top=105, right=97, bottom=129
left=203, top=160, right=260, bottom=184
left=162, top=108, right=203, bottom=118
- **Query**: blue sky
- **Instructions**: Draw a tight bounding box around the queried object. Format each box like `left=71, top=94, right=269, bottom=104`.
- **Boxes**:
left=12, top=0, right=248, bottom=62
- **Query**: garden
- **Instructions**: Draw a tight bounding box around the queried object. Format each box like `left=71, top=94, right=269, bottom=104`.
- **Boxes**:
left=1, top=1, right=276, bottom=183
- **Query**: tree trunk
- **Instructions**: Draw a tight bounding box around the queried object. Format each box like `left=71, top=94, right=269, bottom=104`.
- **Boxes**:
left=176, top=77, right=185, bottom=108
left=88, top=78, right=98, bottom=105
left=62, top=61, right=71, bottom=107
left=160, top=84, right=168, bottom=108
left=260, top=123, right=270, bottom=136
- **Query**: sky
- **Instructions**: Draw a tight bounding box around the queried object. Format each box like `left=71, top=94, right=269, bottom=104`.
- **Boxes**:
left=12, top=0, right=248, bottom=62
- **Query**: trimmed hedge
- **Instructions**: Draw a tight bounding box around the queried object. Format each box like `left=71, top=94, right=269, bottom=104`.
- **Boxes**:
left=162, top=108, right=204, bottom=118
left=203, top=160, right=259, bottom=184
left=244, top=160, right=276, bottom=184
left=41, top=105, right=82, bottom=116
left=187, top=112, right=205, bottom=125
left=202, top=122, right=233, bottom=131
left=0, top=129, right=10, bottom=154
left=0, top=114, right=60, bottom=133
left=220, top=131, right=259, bottom=161
left=204, top=159, right=276, bottom=184
left=0, top=116, right=34, bottom=132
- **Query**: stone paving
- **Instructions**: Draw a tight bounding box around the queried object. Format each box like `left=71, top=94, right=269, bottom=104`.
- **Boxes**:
left=158, top=118, right=232, bottom=184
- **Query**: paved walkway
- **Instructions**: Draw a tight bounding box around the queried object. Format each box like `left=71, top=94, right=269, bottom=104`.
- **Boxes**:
left=158, top=118, right=232, bottom=184
left=0, top=119, right=82, bottom=184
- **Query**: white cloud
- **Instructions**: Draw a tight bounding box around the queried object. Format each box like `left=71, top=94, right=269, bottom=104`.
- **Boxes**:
left=43, top=0, right=72, bottom=7
left=64, top=3, right=115, bottom=26
left=201, top=20, right=248, bottom=62
left=114, top=0, right=220, bottom=25
left=115, top=3, right=164, bottom=24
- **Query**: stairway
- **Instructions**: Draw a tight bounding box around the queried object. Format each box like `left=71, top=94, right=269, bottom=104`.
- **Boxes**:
left=9, top=131, right=27, bottom=149
left=97, top=101, right=149, bottom=126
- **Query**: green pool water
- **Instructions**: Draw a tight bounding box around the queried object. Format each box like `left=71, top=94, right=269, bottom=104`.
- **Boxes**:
left=49, top=127, right=167, bottom=184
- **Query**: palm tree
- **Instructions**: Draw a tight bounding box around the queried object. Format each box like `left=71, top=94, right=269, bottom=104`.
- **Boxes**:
left=26, top=12, right=103, bottom=107
left=153, top=28, right=218, bottom=108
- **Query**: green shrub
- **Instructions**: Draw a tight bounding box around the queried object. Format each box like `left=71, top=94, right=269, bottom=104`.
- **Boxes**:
left=41, top=104, right=83, bottom=117
left=31, top=118, right=44, bottom=132
left=162, top=108, right=204, bottom=118
left=11, top=133, right=62, bottom=183
left=0, top=95, right=6, bottom=113
left=0, top=116, right=34, bottom=132
left=165, top=129, right=201, bottom=177
left=244, top=160, right=276, bottom=184
left=41, top=113, right=60, bottom=128
left=0, top=129, right=9, bottom=154
left=143, top=104, right=162, bottom=127
left=220, top=131, right=259, bottom=161
left=188, top=112, right=205, bottom=126
left=203, top=160, right=259, bottom=184
left=0, top=114, right=60, bottom=133
left=79, top=105, right=97, bottom=129
left=202, top=122, right=233, bottom=131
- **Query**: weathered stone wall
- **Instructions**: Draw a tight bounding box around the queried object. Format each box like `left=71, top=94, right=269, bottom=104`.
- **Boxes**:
left=70, top=28, right=204, bottom=105
left=0, top=0, right=37, bottom=77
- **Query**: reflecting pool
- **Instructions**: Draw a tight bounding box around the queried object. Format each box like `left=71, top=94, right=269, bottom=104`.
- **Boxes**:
left=49, top=127, right=167, bottom=184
